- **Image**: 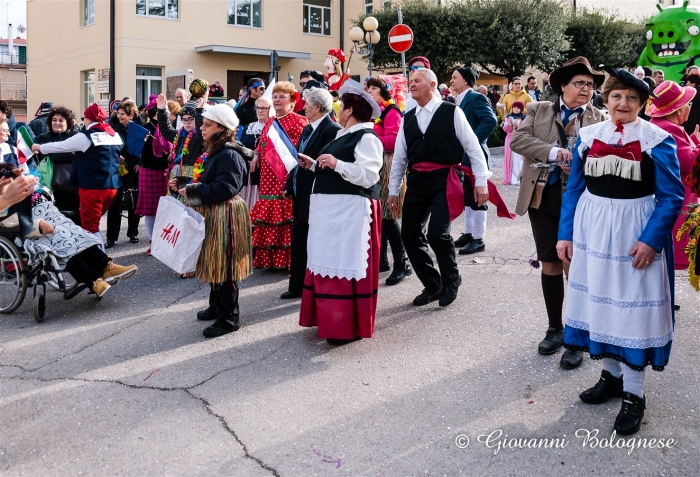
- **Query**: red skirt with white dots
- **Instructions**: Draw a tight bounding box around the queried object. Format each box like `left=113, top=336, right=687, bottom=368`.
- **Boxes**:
left=250, top=155, right=293, bottom=270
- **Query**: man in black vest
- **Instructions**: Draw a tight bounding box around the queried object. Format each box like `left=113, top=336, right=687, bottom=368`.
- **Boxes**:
left=281, top=86, right=341, bottom=299
left=387, top=69, right=491, bottom=307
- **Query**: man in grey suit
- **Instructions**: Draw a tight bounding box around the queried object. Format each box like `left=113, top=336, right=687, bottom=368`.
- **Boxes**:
left=451, top=67, right=498, bottom=255
left=282, top=86, right=341, bottom=299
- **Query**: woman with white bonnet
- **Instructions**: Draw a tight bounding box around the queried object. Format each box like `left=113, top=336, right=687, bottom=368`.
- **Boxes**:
left=297, top=80, right=383, bottom=345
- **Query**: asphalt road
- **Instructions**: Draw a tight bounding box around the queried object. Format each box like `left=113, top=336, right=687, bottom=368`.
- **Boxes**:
left=1, top=156, right=698, bottom=476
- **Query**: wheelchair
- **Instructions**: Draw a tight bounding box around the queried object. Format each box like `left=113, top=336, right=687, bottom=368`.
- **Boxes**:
left=0, top=230, right=93, bottom=322
left=0, top=193, right=94, bottom=323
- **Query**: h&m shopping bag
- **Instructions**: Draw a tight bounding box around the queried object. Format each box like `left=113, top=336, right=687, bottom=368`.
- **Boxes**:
left=151, top=196, right=205, bottom=274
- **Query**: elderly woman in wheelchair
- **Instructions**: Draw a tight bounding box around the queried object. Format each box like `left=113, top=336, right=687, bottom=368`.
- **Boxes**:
left=0, top=165, right=138, bottom=320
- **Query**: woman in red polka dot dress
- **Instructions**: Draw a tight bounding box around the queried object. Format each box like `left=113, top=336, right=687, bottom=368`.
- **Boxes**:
left=250, top=81, right=309, bottom=269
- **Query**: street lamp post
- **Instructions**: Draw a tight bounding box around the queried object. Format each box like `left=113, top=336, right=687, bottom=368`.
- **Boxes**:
left=349, top=16, right=381, bottom=77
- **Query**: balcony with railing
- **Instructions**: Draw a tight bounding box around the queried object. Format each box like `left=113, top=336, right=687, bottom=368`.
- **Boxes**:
left=0, top=53, right=25, bottom=65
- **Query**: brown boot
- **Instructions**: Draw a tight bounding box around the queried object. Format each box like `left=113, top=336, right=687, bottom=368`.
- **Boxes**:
left=92, top=278, right=111, bottom=298
left=102, top=261, right=138, bottom=284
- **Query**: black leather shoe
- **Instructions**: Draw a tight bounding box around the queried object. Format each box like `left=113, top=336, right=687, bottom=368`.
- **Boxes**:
left=379, top=262, right=391, bottom=273
left=280, top=291, right=301, bottom=299
left=105, top=239, right=116, bottom=249
left=614, top=392, right=646, bottom=435
left=454, top=233, right=473, bottom=248
left=129, top=235, right=139, bottom=244
left=579, top=370, right=624, bottom=404
left=674, top=304, right=681, bottom=311
left=459, top=239, right=485, bottom=255
left=413, top=288, right=442, bottom=306
left=203, top=319, right=239, bottom=338
left=196, top=307, right=216, bottom=321
left=439, top=276, right=462, bottom=307
left=560, top=349, right=583, bottom=369
left=386, top=257, right=413, bottom=286
left=326, top=337, right=362, bottom=346
left=538, top=327, right=563, bottom=355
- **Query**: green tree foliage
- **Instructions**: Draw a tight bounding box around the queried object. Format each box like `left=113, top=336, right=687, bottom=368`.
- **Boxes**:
left=354, top=0, right=644, bottom=81
left=564, top=8, right=647, bottom=68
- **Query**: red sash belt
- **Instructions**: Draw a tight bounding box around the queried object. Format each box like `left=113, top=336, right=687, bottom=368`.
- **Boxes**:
left=410, top=162, right=516, bottom=222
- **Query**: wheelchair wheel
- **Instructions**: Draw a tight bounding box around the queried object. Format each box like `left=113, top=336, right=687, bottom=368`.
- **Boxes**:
left=0, top=235, right=27, bottom=313
left=47, top=271, right=78, bottom=292
left=33, top=291, right=46, bottom=323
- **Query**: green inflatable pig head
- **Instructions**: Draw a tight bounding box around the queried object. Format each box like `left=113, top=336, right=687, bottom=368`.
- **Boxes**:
left=639, top=0, right=700, bottom=82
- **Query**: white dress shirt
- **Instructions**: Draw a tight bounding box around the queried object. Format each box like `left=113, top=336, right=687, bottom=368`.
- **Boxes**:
left=454, top=87, right=470, bottom=106
left=547, top=98, right=584, bottom=162
left=404, top=89, right=442, bottom=113
left=38, top=122, right=122, bottom=155
left=311, top=122, right=382, bottom=189
left=309, top=114, right=327, bottom=131
left=389, top=95, right=492, bottom=195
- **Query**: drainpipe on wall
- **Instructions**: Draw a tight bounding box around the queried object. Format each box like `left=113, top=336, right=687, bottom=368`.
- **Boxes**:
left=109, top=0, right=115, bottom=102
left=340, top=0, right=345, bottom=65
left=8, top=23, right=13, bottom=64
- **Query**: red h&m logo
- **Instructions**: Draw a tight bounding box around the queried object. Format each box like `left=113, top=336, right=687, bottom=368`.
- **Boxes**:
left=160, top=223, right=181, bottom=248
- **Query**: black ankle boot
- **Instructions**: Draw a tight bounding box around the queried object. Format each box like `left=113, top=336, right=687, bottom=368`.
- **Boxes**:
left=386, top=257, right=413, bottom=285
left=614, top=392, right=646, bottom=435
left=203, top=318, right=239, bottom=338
left=197, top=307, right=216, bottom=321
left=579, top=370, right=624, bottom=404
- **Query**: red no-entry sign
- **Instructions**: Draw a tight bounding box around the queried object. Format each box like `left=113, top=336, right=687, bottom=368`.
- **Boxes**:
left=388, top=24, right=413, bottom=54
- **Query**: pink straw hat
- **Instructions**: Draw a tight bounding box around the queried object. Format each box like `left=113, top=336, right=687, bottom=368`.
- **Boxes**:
left=646, top=80, right=696, bottom=118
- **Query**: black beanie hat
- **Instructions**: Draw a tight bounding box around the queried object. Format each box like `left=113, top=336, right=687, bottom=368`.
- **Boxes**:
left=456, top=67, right=479, bottom=87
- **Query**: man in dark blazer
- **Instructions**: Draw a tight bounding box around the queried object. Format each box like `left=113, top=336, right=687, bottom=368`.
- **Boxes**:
left=281, top=86, right=341, bottom=299
left=451, top=67, right=498, bottom=254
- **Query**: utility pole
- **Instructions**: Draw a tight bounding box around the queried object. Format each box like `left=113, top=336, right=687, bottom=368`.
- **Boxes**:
left=109, top=0, right=115, bottom=102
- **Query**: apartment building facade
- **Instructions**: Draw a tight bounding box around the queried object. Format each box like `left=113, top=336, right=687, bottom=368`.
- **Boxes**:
left=27, top=0, right=375, bottom=113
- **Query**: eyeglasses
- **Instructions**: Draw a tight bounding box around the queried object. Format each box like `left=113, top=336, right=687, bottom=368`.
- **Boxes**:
left=182, top=117, right=195, bottom=123
left=299, top=82, right=307, bottom=88
left=258, top=87, right=266, bottom=92
left=409, top=65, right=424, bottom=71
left=0, top=128, right=9, bottom=133
left=569, top=80, right=597, bottom=90
left=255, top=107, right=271, bottom=111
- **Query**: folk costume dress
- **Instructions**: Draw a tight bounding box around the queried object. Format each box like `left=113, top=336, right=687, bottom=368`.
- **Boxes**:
left=299, top=123, right=383, bottom=340
left=559, top=119, right=684, bottom=371
left=502, top=113, right=525, bottom=185
left=250, top=112, right=308, bottom=269
left=649, top=116, right=700, bottom=270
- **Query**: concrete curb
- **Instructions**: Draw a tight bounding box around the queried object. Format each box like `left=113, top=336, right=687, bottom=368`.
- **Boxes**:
left=489, top=146, right=504, bottom=155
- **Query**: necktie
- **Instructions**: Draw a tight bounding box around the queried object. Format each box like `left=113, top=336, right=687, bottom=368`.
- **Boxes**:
left=298, top=126, right=313, bottom=154
left=549, top=106, right=583, bottom=184
left=562, top=106, right=582, bottom=127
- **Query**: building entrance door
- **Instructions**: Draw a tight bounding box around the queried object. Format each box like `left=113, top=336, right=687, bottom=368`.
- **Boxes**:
left=227, top=70, right=268, bottom=102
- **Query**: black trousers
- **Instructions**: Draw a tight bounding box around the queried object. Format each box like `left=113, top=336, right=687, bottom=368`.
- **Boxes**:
left=401, top=170, right=459, bottom=292
left=106, top=187, right=142, bottom=242
left=288, top=219, right=309, bottom=295
left=65, top=245, right=111, bottom=289
left=380, top=218, right=405, bottom=265
left=208, top=281, right=240, bottom=323
left=54, top=191, right=81, bottom=226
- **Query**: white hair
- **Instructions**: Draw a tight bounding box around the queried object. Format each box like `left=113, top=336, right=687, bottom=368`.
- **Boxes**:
left=414, top=69, right=439, bottom=93
left=175, top=88, right=191, bottom=99
left=303, top=87, right=333, bottom=114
